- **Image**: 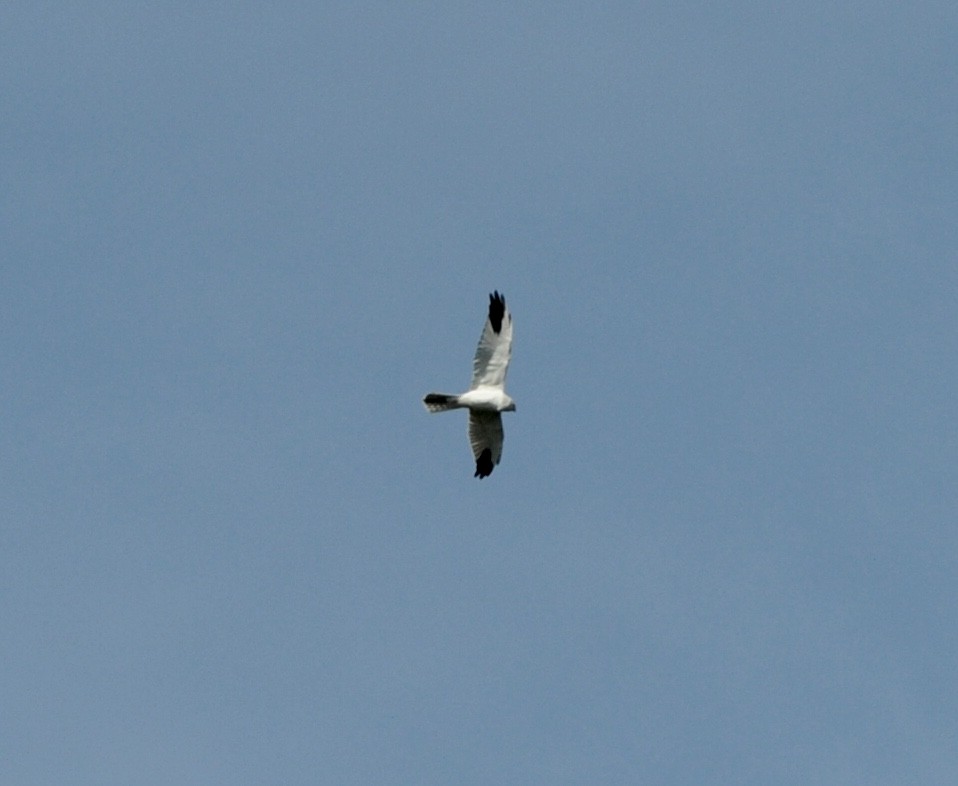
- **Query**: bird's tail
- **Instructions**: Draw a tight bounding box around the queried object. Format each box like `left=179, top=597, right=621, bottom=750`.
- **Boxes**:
left=423, top=393, right=462, bottom=413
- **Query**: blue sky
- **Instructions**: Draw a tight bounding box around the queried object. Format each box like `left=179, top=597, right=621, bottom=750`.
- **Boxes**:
left=3, top=4, right=957, bottom=784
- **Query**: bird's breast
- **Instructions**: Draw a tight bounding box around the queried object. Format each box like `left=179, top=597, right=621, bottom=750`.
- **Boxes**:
left=459, top=387, right=513, bottom=412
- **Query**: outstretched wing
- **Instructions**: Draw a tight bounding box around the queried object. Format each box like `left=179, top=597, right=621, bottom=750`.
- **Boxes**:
left=468, top=411, right=504, bottom=479
left=471, top=291, right=513, bottom=389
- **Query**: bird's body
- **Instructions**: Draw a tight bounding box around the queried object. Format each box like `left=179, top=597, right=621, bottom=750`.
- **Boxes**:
left=428, top=387, right=514, bottom=413
left=423, top=291, right=516, bottom=478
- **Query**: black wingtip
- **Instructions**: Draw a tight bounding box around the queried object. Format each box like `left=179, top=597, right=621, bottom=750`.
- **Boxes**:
left=488, top=291, right=506, bottom=334
left=474, top=448, right=494, bottom=479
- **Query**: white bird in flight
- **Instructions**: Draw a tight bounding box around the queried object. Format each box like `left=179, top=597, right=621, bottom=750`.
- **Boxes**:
left=423, top=291, right=516, bottom=478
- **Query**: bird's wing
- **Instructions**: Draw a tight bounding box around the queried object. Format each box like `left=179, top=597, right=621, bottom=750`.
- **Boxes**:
left=468, top=411, right=504, bottom=479
left=471, top=291, right=513, bottom=389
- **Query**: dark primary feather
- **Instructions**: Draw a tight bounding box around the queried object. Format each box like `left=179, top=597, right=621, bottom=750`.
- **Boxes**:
left=488, top=291, right=506, bottom=334
left=474, top=448, right=494, bottom=479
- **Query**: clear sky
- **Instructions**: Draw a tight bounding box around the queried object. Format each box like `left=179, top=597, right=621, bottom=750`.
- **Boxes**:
left=3, top=4, right=956, bottom=784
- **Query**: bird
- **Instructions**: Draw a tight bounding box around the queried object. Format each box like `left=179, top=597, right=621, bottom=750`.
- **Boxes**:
left=423, top=291, right=516, bottom=478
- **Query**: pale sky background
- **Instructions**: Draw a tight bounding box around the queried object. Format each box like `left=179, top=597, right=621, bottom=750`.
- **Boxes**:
left=3, top=4, right=957, bottom=784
